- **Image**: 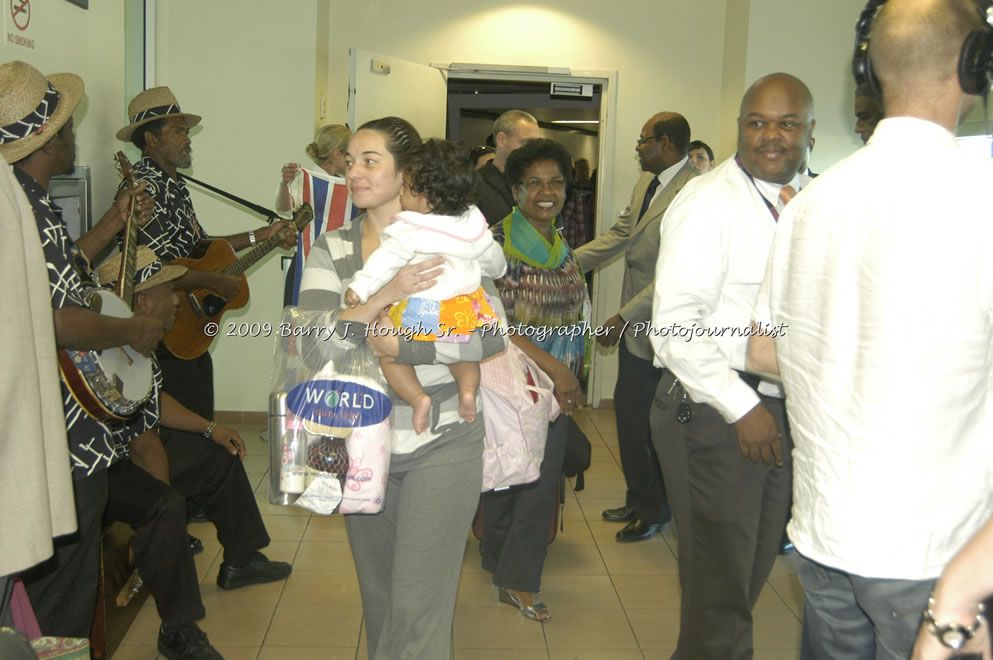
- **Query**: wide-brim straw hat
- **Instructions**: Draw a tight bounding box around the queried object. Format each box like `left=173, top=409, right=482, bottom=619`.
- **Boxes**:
left=97, top=245, right=187, bottom=293
left=116, top=86, right=201, bottom=142
left=0, top=61, right=83, bottom=164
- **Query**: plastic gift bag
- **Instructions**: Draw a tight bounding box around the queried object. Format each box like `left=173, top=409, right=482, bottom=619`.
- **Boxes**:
left=269, top=307, right=392, bottom=515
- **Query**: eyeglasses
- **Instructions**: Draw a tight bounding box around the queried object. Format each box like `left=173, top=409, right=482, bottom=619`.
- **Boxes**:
left=522, top=177, right=566, bottom=192
left=636, top=135, right=658, bottom=146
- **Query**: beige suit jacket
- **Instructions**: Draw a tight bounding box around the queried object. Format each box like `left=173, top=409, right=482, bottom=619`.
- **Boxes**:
left=1, top=157, right=76, bottom=576
left=575, top=161, right=698, bottom=360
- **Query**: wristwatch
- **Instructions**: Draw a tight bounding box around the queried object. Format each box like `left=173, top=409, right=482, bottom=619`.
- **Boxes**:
left=923, top=596, right=986, bottom=650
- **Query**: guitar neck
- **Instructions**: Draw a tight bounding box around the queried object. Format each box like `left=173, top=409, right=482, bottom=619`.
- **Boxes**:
left=223, top=228, right=287, bottom=276
left=116, top=194, right=141, bottom=308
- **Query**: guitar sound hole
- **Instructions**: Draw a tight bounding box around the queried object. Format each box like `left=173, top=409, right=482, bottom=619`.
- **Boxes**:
left=203, top=294, right=227, bottom=317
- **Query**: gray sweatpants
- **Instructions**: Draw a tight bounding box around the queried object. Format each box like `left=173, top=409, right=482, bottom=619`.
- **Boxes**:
left=345, top=417, right=484, bottom=660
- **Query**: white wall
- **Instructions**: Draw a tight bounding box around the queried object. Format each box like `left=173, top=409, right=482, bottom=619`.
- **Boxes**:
left=154, top=0, right=318, bottom=413
left=2, top=1, right=127, bottom=218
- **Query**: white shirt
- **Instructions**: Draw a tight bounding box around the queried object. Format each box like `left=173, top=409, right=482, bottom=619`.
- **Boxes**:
left=348, top=206, right=507, bottom=304
left=754, top=117, right=993, bottom=580
left=651, top=157, right=799, bottom=423
left=649, top=156, right=689, bottom=207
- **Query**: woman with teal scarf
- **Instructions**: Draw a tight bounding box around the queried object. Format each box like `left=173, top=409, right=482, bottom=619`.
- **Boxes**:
left=481, top=138, right=589, bottom=622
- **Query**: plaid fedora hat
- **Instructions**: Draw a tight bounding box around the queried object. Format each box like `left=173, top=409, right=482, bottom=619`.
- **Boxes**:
left=97, top=245, right=187, bottom=294
left=116, top=86, right=201, bottom=142
left=0, top=61, right=83, bottom=164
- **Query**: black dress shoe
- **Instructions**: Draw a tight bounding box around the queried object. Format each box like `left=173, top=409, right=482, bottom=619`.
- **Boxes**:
left=216, top=551, right=292, bottom=590
left=616, top=518, right=665, bottom=542
left=602, top=505, right=636, bottom=523
left=188, top=535, right=203, bottom=556
left=157, top=622, right=222, bottom=660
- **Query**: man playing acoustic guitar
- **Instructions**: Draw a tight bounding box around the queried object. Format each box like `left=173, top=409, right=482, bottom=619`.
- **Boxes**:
left=116, top=87, right=296, bottom=426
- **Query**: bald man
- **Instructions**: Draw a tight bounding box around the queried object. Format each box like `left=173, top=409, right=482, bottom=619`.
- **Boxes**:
left=476, top=109, right=540, bottom=225
left=650, top=73, right=814, bottom=658
left=575, top=112, right=697, bottom=542
left=749, top=1, right=993, bottom=657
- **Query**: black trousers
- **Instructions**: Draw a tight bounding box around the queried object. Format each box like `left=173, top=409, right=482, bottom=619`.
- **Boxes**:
left=615, top=342, right=669, bottom=523
left=105, top=460, right=204, bottom=627
left=160, top=428, right=270, bottom=565
left=23, top=471, right=108, bottom=638
left=480, top=414, right=568, bottom=592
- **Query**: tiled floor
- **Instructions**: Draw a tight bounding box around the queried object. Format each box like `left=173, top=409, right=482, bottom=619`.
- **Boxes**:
left=113, top=408, right=804, bottom=659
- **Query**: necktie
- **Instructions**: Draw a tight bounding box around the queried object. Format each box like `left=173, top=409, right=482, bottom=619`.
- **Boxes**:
left=778, top=184, right=797, bottom=208
left=637, top=177, right=661, bottom=222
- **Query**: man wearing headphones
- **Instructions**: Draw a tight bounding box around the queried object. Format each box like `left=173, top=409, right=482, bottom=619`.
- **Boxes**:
left=748, top=0, right=993, bottom=657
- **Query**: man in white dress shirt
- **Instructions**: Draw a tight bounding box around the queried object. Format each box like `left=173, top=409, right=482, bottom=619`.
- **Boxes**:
left=649, top=72, right=814, bottom=659
left=749, top=0, right=993, bottom=657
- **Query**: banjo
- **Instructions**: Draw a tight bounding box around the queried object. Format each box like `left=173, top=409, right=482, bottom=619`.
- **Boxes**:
left=56, top=152, right=153, bottom=422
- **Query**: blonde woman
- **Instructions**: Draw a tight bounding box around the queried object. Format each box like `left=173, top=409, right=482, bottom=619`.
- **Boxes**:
left=275, top=123, right=350, bottom=216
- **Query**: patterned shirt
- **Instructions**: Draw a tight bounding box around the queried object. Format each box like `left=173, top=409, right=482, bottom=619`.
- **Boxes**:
left=123, top=156, right=207, bottom=259
left=16, top=167, right=159, bottom=478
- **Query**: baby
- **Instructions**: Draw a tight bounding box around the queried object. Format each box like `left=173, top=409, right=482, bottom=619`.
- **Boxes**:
left=345, top=139, right=506, bottom=434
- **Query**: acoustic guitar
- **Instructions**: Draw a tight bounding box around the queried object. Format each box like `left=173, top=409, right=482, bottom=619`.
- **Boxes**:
left=164, top=203, right=314, bottom=359
left=57, top=152, right=153, bottom=422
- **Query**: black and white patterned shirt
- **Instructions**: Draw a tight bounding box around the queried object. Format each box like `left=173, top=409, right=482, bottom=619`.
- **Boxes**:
left=123, top=156, right=207, bottom=260
left=16, top=167, right=159, bottom=478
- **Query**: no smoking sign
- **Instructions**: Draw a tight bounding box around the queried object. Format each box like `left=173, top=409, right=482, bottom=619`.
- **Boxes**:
left=6, top=0, right=35, bottom=51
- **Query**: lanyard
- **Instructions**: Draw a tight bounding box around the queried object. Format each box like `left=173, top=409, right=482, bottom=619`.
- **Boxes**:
left=734, top=154, right=782, bottom=222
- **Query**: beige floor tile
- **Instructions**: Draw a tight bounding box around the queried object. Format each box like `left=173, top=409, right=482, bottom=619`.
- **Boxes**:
left=572, top=497, right=623, bottom=521
left=197, top=581, right=283, bottom=646
left=120, top=598, right=162, bottom=645
left=265, top=604, right=363, bottom=647
left=453, top=606, right=547, bottom=649
left=561, top=499, right=587, bottom=522
left=192, top=543, right=222, bottom=583
left=538, top=574, right=621, bottom=609
left=754, top=650, right=802, bottom=660
left=205, top=646, right=260, bottom=660
left=303, top=514, right=350, bottom=542
left=455, top=569, right=499, bottom=608
left=753, top=606, right=803, bottom=649
left=549, top=652, right=644, bottom=660
left=259, top=647, right=358, bottom=660
left=457, top=650, right=549, bottom=660
left=293, top=540, right=357, bottom=572
left=611, top=574, right=681, bottom=609
left=587, top=519, right=630, bottom=546
left=541, top=544, right=607, bottom=575
left=259, top=514, right=310, bottom=541
left=552, top=519, right=595, bottom=546
left=754, top=583, right=790, bottom=610
left=642, top=651, right=678, bottom=660
left=768, top=574, right=805, bottom=616
left=586, top=444, right=616, bottom=461
left=246, top=470, right=266, bottom=491
left=109, top=642, right=159, bottom=659
left=542, top=608, right=638, bottom=650
left=572, top=478, right=627, bottom=502
left=598, top=541, right=679, bottom=575
left=626, top=607, right=681, bottom=650
left=578, top=459, right=624, bottom=481
left=280, top=570, right=362, bottom=607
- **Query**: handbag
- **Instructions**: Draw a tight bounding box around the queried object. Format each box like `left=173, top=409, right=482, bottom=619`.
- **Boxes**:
left=479, top=342, right=560, bottom=492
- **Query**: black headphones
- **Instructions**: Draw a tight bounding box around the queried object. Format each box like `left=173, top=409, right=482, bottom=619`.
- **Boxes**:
left=853, top=0, right=993, bottom=96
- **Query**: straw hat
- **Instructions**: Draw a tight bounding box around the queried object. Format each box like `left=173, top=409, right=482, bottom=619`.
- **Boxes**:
left=0, top=61, right=83, bottom=164
left=116, top=86, right=201, bottom=142
left=97, top=246, right=187, bottom=294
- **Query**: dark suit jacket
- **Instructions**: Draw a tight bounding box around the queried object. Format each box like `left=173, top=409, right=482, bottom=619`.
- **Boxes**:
left=476, top=161, right=514, bottom=226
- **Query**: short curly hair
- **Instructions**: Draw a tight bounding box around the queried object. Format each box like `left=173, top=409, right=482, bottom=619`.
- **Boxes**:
left=401, top=139, right=475, bottom=217
left=503, top=138, right=573, bottom=192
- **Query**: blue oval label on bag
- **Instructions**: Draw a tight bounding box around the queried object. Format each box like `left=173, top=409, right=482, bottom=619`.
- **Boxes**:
left=287, top=380, right=392, bottom=427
